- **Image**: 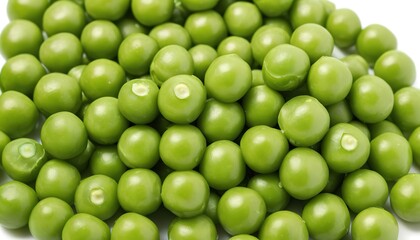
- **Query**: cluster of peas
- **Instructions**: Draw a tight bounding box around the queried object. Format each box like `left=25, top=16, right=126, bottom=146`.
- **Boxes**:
left=0, top=0, right=420, bottom=239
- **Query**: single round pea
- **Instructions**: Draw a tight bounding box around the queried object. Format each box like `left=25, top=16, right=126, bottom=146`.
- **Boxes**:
left=368, top=120, right=403, bottom=139
left=118, top=168, right=162, bottom=215
left=390, top=173, right=420, bottom=222
left=150, top=45, right=194, bottom=86
left=224, top=1, right=262, bottom=38
left=0, top=20, right=43, bottom=59
left=118, top=125, right=160, bottom=169
left=149, top=22, right=192, bottom=49
left=85, top=0, right=130, bottom=21
left=0, top=181, right=38, bottom=229
left=2, top=138, right=47, bottom=183
left=180, top=0, right=219, bottom=11
left=259, top=210, right=308, bottom=240
left=290, top=23, right=334, bottom=63
left=68, top=65, right=86, bottom=82
left=251, top=69, right=265, bottom=86
left=29, top=197, right=74, bottom=240
left=62, top=213, right=110, bottom=240
left=199, top=140, right=246, bottom=190
left=39, top=32, right=83, bottom=73
left=161, top=170, right=210, bottom=218
left=84, top=97, right=130, bottom=145
left=217, top=36, right=253, bottom=66
left=253, top=0, right=293, bottom=17
left=263, top=17, right=293, bottom=35
left=351, top=207, right=398, bottom=240
left=0, top=54, right=46, bottom=97
left=280, top=148, right=329, bottom=200
left=118, top=78, right=159, bottom=124
left=111, top=212, right=159, bottom=240
left=409, top=126, right=420, bottom=166
left=168, top=215, right=217, bottom=240
left=340, top=54, right=369, bottom=80
left=348, top=75, right=394, bottom=123
left=230, top=234, right=259, bottom=240
left=158, top=74, right=206, bottom=124
left=368, top=132, right=412, bottom=181
left=0, top=131, right=10, bottom=162
left=289, top=0, right=327, bottom=28
left=323, top=169, right=344, bottom=193
left=391, top=87, right=420, bottom=132
left=341, top=169, right=389, bottom=213
left=326, top=100, right=353, bottom=126
left=41, top=111, right=88, bottom=160
left=349, top=120, right=371, bottom=140
left=278, top=95, right=330, bottom=147
left=205, top=54, right=252, bottom=103
left=205, top=192, right=220, bottom=224
left=67, top=140, right=95, bottom=173
left=218, top=187, right=266, bottom=235
left=188, top=44, right=218, bottom=80
left=7, top=0, right=49, bottom=27
left=326, top=8, right=361, bottom=48
left=74, top=174, right=119, bottom=220
left=131, top=0, right=174, bottom=27
left=35, top=160, right=81, bottom=205
left=262, top=44, right=310, bottom=91
left=116, top=17, right=148, bottom=38
left=88, top=145, right=127, bottom=181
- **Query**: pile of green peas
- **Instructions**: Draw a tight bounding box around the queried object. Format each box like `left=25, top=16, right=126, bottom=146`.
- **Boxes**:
left=0, top=0, right=420, bottom=239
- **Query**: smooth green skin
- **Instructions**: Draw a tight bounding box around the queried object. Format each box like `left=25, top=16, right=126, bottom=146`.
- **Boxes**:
left=67, top=140, right=95, bottom=173
left=34, top=73, right=82, bottom=116
left=62, top=213, right=110, bottom=240
left=118, top=78, right=159, bottom=124
left=391, top=87, right=420, bottom=132
left=218, top=187, right=266, bottom=235
left=217, top=36, right=253, bottom=66
left=307, top=56, right=353, bottom=106
left=326, top=8, right=361, bottom=48
left=247, top=174, right=290, bottom=213
left=131, top=0, right=174, bottom=26
left=35, top=160, right=81, bottom=205
left=0, top=92, right=39, bottom=139
left=116, top=17, right=148, bottom=39
left=326, top=100, right=353, bottom=126
left=74, top=174, right=119, bottom=220
left=253, top=0, right=293, bottom=17
left=0, top=131, right=10, bottom=162
left=199, top=140, right=246, bottom=190
left=259, top=210, right=308, bottom=240
left=341, top=169, right=389, bottom=213
left=0, top=54, right=46, bottom=97
left=250, top=25, right=290, bottom=66
left=150, top=45, right=194, bottom=86
left=0, top=181, right=38, bottom=229
left=409, top=126, right=420, bottom=166
left=251, top=69, right=264, bottom=86
left=160, top=124, right=206, bottom=170
left=368, top=120, right=403, bottom=139
left=278, top=95, right=330, bottom=147
left=81, top=20, right=122, bottom=60
left=180, top=0, right=219, bottom=11
left=168, top=215, right=217, bottom=240
left=224, top=2, right=262, bottom=38
left=118, top=33, right=159, bottom=77
left=348, top=75, right=394, bottom=123
left=351, top=207, right=398, bottom=240
left=262, top=44, right=310, bottom=91
left=369, top=132, right=412, bottom=181
left=149, top=22, right=192, bottom=49
left=289, top=0, right=327, bottom=28
left=43, top=1, right=86, bottom=37
left=41, top=111, right=87, bottom=159
left=85, top=0, right=130, bottom=21
left=2, top=138, right=47, bottom=183
left=0, top=20, right=43, bottom=59
left=117, top=125, right=160, bottom=169
left=321, top=123, right=370, bottom=173
left=7, top=0, right=49, bottom=27
left=29, top=197, right=74, bottom=240
left=80, top=59, right=126, bottom=101
left=68, top=65, right=86, bottom=82
left=302, top=193, right=350, bottom=240
left=263, top=17, right=293, bottom=35
left=205, top=54, right=252, bottom=103
left=171, top=2, right=190, bottom=25
left=197, top=99, right=245, bottom=142
left=374, top=50, right=416, bottom=91
left=229, top=234, right=259, bottom=240
left=39, top=32, right=83, bottom=73
left=290, top=23, right=334, bottom=63
left=184, top=10, right=228, bottom=47
left=158, top=74, right=206, bottom=124
left=111, top=213, right=159, bottom=240
left=188, top=44, right=218, bottom=80
left=118, top=168, right=162, bottom=215
left=88, top=145, right=127, bottom=181
left=340, top=54, right=369, bottom=81
left=84, top=97, right=130, bottom=145
left=280, top=148, right=329, bottom=200
left=205, top=192, right=220, bottom=224
left=323, top=169, right=344, bottom=193
left=390, top=173, right=420, bottom=222
left=240, top=126, right=289, bottom=174
left=161, top=170, right=210, bottom=218
left=356, top=24, right=397, bottom=64
left=350, top=120, right=371, bottom=140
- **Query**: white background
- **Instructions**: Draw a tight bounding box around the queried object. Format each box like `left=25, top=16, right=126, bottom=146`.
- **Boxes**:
left=0, top=0, right=420, bottom=239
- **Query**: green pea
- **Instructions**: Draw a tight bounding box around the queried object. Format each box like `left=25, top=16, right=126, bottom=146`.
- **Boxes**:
left=116, top=17, right=149, bottom=38
left=168, top=215, right=217, bottom=240
left=149, top=22, right=192, bottom=49
left=88, top=145, right=127, bottom=181
left=253, top=0, right=293, bottom=17
left=289, top=0, right=327, bottom=28
left=259, top=211, right=308, bottom=240
left=340, top=54, right=369, bottom=81
left=326, top=100, right=353, bottom=126
left=390, top=173, right=420, bottom=222
left=62, top=213, right=110, bottom=240
left=188, top=44, right=218, bottom=80
left=7, top=0, right=49, bottom=27
left=217, top=36, right=253, bottom=66
left=326, top=8, right=361, bottom=48
left=368, top=120, right=403, bottom=139
left=111, top=212, right=159, bottom=240
left=351, top=207, right=398, bottom=240
left=391, top=87, right=420, bottom=132
left=85, top=0, right=130, bottom=21
left=224, top=2, right=262, bottom=38
left=409, top=126, right=420, bottom=167
left=131, top=0, right=174, bottom=27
